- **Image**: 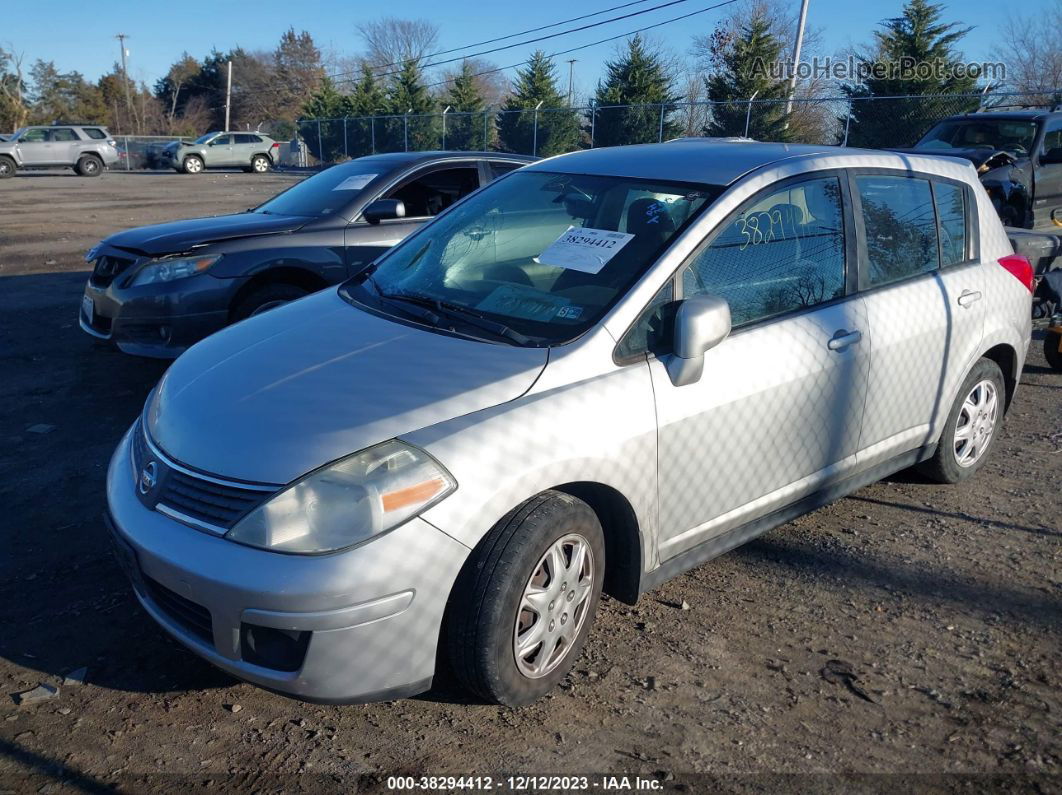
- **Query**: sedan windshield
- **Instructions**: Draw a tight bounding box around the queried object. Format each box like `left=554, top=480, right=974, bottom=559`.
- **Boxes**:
left=342, top=170, right=718, bottom=345
left=917, top=119, right=1039, bottom=156
left=255, top=163, right=385, bottom=218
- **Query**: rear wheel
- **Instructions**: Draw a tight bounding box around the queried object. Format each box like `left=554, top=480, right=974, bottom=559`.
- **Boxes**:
left=183, top=155, right=204, bottom=174
left=75, top=154, right=103, bottom=177
left=232, top=282, right=310, bottom=321
left=250, top=154, right=271, bottom=174
left=919, top=358, right=1005, bottom=483
left=446, top=491, right=605, bottom=706
left=1044, top=332, right=1062, bottom=372
left=0, top=155, right=15, bottom=179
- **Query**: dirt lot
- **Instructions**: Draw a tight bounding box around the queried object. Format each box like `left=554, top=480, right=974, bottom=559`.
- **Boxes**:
left=0, top=171, right=1059, bottom=793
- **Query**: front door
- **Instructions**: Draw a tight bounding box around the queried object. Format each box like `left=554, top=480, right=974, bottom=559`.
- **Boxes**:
left=648, top=174, right=871, bottom=560
left=1033, top=118, right=1062, bottom=230
left=16, top=128, right=51, bottom=165
left=205, top=134, right=234, bottom=166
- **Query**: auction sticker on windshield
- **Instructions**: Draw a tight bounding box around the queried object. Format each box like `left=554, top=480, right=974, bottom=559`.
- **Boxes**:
left=535, top=227, right=634, bottom=274
left=333, top=174, right=377, bottom=191
left=477, top=284, right=571, bottom=322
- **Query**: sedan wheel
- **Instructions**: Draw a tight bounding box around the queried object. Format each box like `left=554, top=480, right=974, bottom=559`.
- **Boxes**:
left=953, top=379, right=999, bottom=468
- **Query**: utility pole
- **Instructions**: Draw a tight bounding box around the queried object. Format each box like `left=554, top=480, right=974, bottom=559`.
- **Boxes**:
left=784, top=0, right=810, bottom=116
left=224, top=60, right=233, bottom=131
left=115, top=34, right=136, bottom=132
left=566, top=59, right=577, bottom=107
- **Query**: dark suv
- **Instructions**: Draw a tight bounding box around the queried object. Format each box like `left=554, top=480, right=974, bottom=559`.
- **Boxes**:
left=911, top=108, right=1062, bottom=230
left=80, top=151, right=535, bottom=357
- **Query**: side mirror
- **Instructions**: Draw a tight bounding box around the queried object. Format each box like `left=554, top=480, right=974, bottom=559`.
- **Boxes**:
left=363, top=199, right=406, bottom=225
left=1040, top=147, right=1062, bottom=165
left=665, top=294, right=731, bottom=387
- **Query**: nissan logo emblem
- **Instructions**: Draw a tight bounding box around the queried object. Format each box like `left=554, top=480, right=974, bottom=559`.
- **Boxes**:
left=139, top=461, right=158, bottom=495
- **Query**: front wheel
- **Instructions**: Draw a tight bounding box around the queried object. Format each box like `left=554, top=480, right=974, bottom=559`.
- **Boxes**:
left=232, top=282, right=310, bottom=321
left=0, top=155, right=15, bottom=179
left=919, top=358, right=1005, bottom=483
left=446, top=491, right=605, bottom=706
left=1044, top=332, right=1062, bottom=372
left=182, top=155, right=204, bottom=174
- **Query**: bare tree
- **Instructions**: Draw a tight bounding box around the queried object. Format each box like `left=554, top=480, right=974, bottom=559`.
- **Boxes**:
left=0, top=44, right=29, bottom=131
left=991, top=1, right=1062, bottom=102
left=358, top=18, right=440, bottom=70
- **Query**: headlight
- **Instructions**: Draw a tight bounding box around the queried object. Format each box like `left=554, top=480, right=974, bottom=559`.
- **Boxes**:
left=129, top=254, right=221, bottom=286
left=225, top=440, right=456, bottom=554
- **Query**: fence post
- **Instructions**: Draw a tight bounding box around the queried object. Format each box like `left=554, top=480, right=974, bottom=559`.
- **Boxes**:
left=316, top=120, right=323, bottom=163
left=343, top=117, right=348, bottom=159
left=842, top=100, right=853, bottom=146
left=483, top=107, right=490, bottom=150
left=658, top=103, right=665, bottom=142
left=371, top=116, right=376, bottom=154
left=532, top=101, right=543, bottom=157
left=744, top=90, right=759, bottom=139
left=124, top=136, right=130, bottom=171
left=589, top=101, right=596, bottom=149
left=442, top=106, right=450, bottom=150
left=404, top=112, right=410, bottom=152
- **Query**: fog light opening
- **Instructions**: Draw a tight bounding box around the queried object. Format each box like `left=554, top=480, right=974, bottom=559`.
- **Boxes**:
left=240, top=623, right=310, bottom=672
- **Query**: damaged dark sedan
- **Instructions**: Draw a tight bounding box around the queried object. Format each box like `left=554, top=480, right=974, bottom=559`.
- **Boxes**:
left=909, top=109, right=1062, bottom=230
left=79, top=151, right=534, bottom=357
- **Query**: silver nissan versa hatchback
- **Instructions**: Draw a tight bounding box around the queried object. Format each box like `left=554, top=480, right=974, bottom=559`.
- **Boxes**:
left=106, top=142, right=1033, bottom=706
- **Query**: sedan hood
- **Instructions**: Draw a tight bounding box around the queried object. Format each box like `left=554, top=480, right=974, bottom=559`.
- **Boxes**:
left=103, top=212, right=308, bottom=257
left=147, top=289, right=548, bottom=484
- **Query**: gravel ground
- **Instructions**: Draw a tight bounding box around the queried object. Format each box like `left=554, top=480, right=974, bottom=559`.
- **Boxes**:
left=0, top=171, right=1059, bottom=794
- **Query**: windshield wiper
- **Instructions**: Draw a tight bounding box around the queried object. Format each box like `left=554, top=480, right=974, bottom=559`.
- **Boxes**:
left=377, top=291, right=531, bottom=346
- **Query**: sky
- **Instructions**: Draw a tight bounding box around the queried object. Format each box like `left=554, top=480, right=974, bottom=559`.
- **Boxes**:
left=4, top=0, right=1050, bottom=100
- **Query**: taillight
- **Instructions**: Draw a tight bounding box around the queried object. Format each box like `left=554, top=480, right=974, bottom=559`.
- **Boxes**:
left=271, top=142, right=279, bottom=149
left=998, top=254, right=1034, bottom=292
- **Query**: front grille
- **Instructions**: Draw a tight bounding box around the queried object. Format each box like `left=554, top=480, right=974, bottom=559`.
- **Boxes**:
left=159, top=469, right=267, bottom=529
left=90, top=254, right=135, bottom=287
left=143, top=576, right=213, bottom=644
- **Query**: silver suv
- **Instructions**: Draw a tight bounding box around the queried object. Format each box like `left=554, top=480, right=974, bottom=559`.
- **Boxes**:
left=0, top=124, right=119, bottom=178
left=106, top=142, right=1033, bottom=706
left=160, top=131, right=279, bottom=174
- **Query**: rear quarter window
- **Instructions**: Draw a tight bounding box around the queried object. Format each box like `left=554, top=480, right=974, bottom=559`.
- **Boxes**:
left=83, top=128, right=107, bottom=140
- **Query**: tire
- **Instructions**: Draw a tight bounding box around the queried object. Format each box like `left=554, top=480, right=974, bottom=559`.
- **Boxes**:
left=75, top=154, right=103, bottom=177
left=182, top=155, right=204, bottom=175
left=446, top=490, right=605, bottom=706
left=919, top=358, right=1005, bottom=484
left=1044, top=332, right=1062, bottom=372
left=0, top=155, right=15, bottom=179
left=232, top=282, right=310, bottom=321
left=250, top=154, right=271, bottom=174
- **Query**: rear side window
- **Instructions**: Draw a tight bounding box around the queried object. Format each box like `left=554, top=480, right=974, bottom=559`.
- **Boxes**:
left=51, top=128, right=77, bottom=142
left=682, top=176, right=847, bottom=327
left=856, top=175, right=938, bottom=288
left=934, top=182, right=967, bottom=267
left=489, top=161, right=522, bottom=179
left=235, top=134, right=261, bottom=144
left=83, top=128, right=107, bottom=140
left=386, top=166, right=481, bottom=217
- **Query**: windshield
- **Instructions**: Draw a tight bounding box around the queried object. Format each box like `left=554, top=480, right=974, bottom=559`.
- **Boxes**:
left=193, top=132, right=219, bottom=144
left=255, top=162, right=385, bottom=218
left=341, top=170, right=718, bottom=345
left=917, top=119, right=1039, bottom=156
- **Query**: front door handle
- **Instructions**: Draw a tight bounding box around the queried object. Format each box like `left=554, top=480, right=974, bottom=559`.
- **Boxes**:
left=827, top=329, right=863, bottom=351
left=957, top=289, right=982, bottom=308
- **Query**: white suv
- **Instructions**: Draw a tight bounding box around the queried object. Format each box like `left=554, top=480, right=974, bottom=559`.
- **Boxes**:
left=0, top=124, right=120, bottom=178
left=105, top=142, right=1033, bottom=706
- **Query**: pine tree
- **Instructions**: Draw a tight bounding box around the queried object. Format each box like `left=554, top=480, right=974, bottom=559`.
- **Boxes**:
left=273, top=28, right=324, bottom=123
left=591, top=36, right=680, bottom=147
left=346, top=63, right=387, bottom=156
left=387, top=59, right=437, bottom=151
left=443, top=61, right=486, bottom=150
left=497, top=51, right=580, bottom=156
left=703, top=16, right=792, bottom=141
left=301, top=77, right=348, bottom=161
left=842, top=0, right=980, bottom=147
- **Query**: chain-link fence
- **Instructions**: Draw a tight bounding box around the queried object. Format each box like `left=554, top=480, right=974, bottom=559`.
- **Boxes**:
left=294, top=91, right=1061, bottom=165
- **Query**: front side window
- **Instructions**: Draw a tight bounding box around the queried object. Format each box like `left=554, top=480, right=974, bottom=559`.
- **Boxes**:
left=682, top=176, right=847, bottom=327
left=18, top=129, right=47, bottom=143
left=211, top=135, right=231, bottom=146
left=385, top=167, right=481, bottom=217
left=1043, top=120, right=1062, bottom=158
left=857, top=175, right=938, bottom=288
left=934, top=182, right=967, bottom=267
left=489, top=161, right=522, bottom=179
left=342, top=170, right=718, bottom=344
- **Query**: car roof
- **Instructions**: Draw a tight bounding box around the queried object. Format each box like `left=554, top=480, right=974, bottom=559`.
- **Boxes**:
left=524, top=141, right=846, bottom=185
left=940, top=111, right=1059, bottom=122
left=353, top=151, right=537, bottom=167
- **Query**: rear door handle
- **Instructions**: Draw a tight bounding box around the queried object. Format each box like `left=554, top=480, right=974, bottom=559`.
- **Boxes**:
left=958, top=290, right=982, bottom=308
left=827, top=329, right=862, bottom=351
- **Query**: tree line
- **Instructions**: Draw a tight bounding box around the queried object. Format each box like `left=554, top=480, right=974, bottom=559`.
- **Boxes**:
left=1, top=0, right=1058, bottom=156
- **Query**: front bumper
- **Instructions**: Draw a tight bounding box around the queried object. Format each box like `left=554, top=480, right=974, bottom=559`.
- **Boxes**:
left=106, top=424, right=471, bottom=702
left=80, top=270, right=237, bottom=358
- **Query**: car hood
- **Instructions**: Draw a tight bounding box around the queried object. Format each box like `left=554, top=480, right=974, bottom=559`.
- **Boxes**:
left=146, top=289, right=549, bottom=484
left=900, top=146, right=1023, bottom=170
left=102, top=213, right=309, bottom=256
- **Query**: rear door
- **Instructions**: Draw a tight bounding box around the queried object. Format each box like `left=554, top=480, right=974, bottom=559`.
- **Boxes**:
left=233, top=133, right=259, bottom=166
left=1032, top=118, right=1062, bottom=230
left=851, top=172, right=984, bottom=468
left=49, top=127, right=80, bottom=164
left=343, top=162, right=483, bottom=276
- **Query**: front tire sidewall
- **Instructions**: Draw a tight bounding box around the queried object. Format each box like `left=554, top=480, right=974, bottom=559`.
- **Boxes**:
left=183, top=156, right=203, bottom=174
left=0, top=157, right=15, bottom=178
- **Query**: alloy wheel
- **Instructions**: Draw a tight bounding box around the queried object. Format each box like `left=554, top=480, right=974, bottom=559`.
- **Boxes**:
left=513, top=533, right=595, bottom=679
left=953, top=379, right=999, bottom=468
